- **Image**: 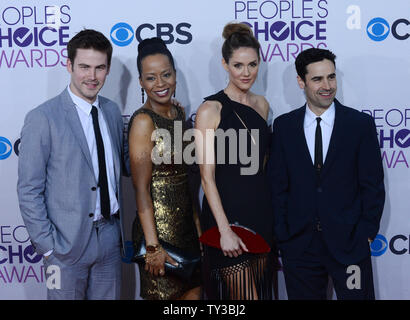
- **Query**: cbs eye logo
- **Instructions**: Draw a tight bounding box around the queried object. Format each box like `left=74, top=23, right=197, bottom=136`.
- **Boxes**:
left=370, top=234, right=388, bottom=256
left=110, top=23, right=134, bottom=47
left=367, top=18, right=390, bottom=41
left=367, top=17, right=410, bottom=42
left=0, top=136, right=12, bottom=160
left=110, top=22, right=192, bottom=47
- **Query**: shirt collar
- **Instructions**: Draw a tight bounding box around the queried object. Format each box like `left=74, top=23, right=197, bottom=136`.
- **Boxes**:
left=67, top=85, right=100, bottom=116
left=304, top=102, right=335, bottom=128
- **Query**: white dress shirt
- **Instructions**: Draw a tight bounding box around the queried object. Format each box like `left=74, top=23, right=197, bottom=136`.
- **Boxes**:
left=304, top=102, right=335, bottom=165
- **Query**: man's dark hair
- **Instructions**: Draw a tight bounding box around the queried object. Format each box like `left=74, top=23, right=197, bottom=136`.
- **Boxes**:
left=67, top=29, right=113, bottom=68
left=295, top=48, right=336, bottom=81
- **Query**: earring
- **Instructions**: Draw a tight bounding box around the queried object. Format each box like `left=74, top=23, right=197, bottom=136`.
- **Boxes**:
left=173, top=89, right=176, bottom=98
left=141, top=88, right=145, bottom=103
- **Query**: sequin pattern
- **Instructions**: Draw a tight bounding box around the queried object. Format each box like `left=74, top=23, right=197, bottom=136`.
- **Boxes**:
left=129, top=106, right=200, bottom=300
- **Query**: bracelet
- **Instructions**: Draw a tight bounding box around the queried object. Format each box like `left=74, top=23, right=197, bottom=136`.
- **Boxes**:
left=146, top=243, right=161, bottom=254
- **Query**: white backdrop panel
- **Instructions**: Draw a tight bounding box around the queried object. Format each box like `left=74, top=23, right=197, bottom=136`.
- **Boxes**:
left=0, top=0, right=409, bottom=299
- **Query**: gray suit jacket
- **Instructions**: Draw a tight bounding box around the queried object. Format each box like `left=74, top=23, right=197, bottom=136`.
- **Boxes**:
left=17, top=88, right=126, bottom=264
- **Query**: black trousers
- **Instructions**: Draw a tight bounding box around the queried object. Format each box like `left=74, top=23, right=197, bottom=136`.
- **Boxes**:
left=281, top=230, right=375, bottom=300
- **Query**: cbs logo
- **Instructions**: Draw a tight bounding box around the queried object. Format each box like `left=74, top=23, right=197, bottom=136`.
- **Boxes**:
left=370, top=234, right=388, bottom=256
left=367, top=17, right=409, bottom=41
left=0, top=136, right=13, bottom=160
left=110, top=22, right=192, bottom=47
left=370, top=234, right=410, bottom=256
left=0, top=137, right=20, bottom=159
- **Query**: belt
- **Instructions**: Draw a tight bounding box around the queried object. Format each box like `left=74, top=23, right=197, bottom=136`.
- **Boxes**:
left=93, top=211, right=120, bottom=227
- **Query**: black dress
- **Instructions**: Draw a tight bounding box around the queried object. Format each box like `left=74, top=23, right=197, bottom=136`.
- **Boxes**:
left=201, top=90, right=276, bottom=300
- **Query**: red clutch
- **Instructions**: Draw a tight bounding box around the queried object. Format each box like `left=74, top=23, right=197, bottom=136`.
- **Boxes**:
left=199, top=223, right=270, bottom=254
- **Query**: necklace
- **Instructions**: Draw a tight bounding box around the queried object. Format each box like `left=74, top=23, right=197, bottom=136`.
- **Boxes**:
left=233, top=109, right=256, bottom=145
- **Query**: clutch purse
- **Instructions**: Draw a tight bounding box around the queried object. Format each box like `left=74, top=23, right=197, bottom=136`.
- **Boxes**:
left=133, top=238, right=200, bottom=280
left=199, top=222, right=271, bottom=253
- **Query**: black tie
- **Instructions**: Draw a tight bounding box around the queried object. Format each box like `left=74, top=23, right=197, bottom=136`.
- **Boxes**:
left=314, top=117, right=323, bottom=172
left=91, top=106, right=110, bottom=220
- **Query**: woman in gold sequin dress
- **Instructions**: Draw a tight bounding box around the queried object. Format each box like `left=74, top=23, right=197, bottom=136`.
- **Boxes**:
left=128, top=38, right=201, bottom=300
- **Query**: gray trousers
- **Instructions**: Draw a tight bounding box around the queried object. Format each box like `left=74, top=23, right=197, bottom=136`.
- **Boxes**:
left=43, top=218, right=122, bottom=300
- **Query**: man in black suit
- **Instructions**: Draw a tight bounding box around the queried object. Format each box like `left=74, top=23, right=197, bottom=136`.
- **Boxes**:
left=268, top=48, right=385, bottom=299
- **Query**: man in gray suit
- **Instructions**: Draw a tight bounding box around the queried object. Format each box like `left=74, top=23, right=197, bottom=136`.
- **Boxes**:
left=17, top=29, right=126, bottom=300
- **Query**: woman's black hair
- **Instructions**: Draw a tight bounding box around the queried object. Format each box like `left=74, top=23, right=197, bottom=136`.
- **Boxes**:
left=137, top=37, right=175, bottom=77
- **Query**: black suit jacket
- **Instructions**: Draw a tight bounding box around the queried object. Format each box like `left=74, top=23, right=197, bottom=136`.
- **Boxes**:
left=268, top=99, right=385, bottom=265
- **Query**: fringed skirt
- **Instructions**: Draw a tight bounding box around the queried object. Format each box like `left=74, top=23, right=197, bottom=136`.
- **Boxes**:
left=204, top=252, right=275, bottom=300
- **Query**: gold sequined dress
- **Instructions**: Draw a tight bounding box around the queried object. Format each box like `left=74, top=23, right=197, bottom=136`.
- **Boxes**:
left=129, top=106, right=201, bottom=300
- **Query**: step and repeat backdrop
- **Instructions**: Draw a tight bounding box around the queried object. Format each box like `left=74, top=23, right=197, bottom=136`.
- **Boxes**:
left=0, top=0, right=409, bottom=299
